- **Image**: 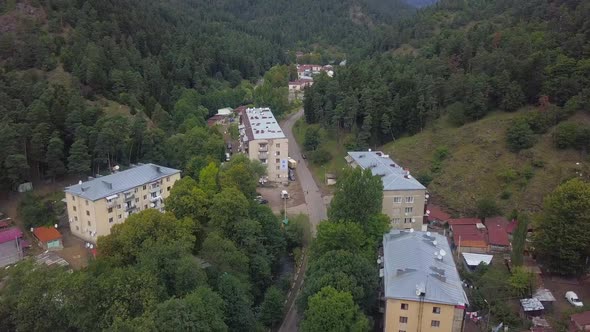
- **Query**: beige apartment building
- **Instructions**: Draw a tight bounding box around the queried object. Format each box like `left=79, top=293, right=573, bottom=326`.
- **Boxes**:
left=381, top=230, right=468, bottom=332
left=240, top=107, right=289, bottom=182
left=64, top=164, right=181, bottom=243
left=346, top=151, right=427, bottom=231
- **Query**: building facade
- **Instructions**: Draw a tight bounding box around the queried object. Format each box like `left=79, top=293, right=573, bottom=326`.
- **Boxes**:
left=240, top=107, right=289, bottom=182
left=346, top=151, right=427, bottom=231
left=381, top=230, right=468, bottom=332
left=64, top=164, right=181, bottom=243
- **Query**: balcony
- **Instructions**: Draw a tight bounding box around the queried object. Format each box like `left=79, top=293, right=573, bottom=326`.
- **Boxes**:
left=149, top=184, right=160, bottom=193
left=259, top=145, right=268, bottom=152
left=150, top=195, right=162, bottom=203
left=123, top=192, right=135, bottom=200
left=125, top=204, right=136, bottom=211
left=259, top=152, right=268, bottom=159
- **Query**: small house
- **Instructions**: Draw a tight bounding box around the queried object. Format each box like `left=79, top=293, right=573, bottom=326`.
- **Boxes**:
left=487, top=222, right=510, bottom=252
left=520, top=298, right=545, bottom=318
left=33, top=226, right=63, bottom=250
left=570, top=311, right=590, bottom=331
left=0, top=227, right=25, bottom=267
left=462, top=252, right=493, bottom=271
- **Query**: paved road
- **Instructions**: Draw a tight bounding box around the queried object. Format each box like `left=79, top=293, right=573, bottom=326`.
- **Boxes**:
left=278, top=109, right=327, bottom=332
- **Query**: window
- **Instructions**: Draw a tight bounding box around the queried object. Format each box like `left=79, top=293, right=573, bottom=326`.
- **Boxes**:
left=151, top=192, right=157, bottom=198
left=85, top=200, right=89, bottom=206
left=404, top=218, right=412, bottom=224
left=118, top=214, right=122, bottom=219
left=135, top=198, right=139, bottom=203
left=143, top=185, right=147, bottom=190
left=393, top=218, right=401, bottom=224
left=134, top=188, right=138, bottom=193
left=72, top=196, right=75, bottom=201
left=74, top=216, right=78, bottom=221
left=276, top=166, right=280, bottom=170
left=433, top=307, right=441, bottom=314
left=400, top=303, right=408, bottom=310
left=405, top=196, right=414, bottom=203
left=399, top=317, right=408, bottom=324
left=109, top=217, right=114, bottom=223
left=276, top=158, right=280, bottom=163
left=431, top=320, right=440, bottom=327
left=86, top=210, right=90, bottom=216
left=167, top=176, right=170, bottom=182
left=393, top=196, right=402, bottom=203
left=276, top=143, right=280, bottom=148
left=167, top=186, right=171, bottom=192
left=75, top=226, right=79, bottom=231
left=144, top=205, right=148, bottom=209
left=73, top=206, right=76, bottom=211
left=276, top=151, right=281, bottom=156
left=404, top=207, right=413, bottom=213
left=117, top=204, right=121, bottom=209
left=87, top=220, right=91, bottom=226
left=108, top=207, right=113, bottom=213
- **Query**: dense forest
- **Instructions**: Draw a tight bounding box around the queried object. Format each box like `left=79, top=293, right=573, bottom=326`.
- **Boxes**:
left=304, top=0, right=590, bottom=148
left=0, top=0, right=413, bottom=190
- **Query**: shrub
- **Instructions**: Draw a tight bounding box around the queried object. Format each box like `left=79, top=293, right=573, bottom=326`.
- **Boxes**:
left=446, top=102, right=467, bottom=127
left=17, top=193, right=58, bottom=229
left=506, top=118, right=535, bottom=152
left=309, top=146, right=331, bottom=165
left=416, top=173, right=433, bottom=187
left=553, top=122, right=578, bottom=149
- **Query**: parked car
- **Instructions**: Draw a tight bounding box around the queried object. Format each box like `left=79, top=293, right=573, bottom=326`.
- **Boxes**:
left=566, top=291, right=584, bottom=307
left=254, top=196, right=268, bottom=204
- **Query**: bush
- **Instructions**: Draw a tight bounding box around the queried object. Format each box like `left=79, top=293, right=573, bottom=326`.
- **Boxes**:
left=506, top=118, right=535, bottom=152
left=309, top=146, right=331, bottom=165
left=553, top=122, right=578, bottom=149
left=416, top=173, right=433, bottom=187
left=18, top=193, right=58, bottom=229
left=446, top=102, right=467, bottom=127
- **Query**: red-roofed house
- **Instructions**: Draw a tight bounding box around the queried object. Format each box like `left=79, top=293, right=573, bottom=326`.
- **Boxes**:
left=487, top=222, right=511, bottom=252
left=570, top=311, right=590, bottom=331
left=427, top=204, right=451, bottom=224
left=450, top=223, right=488, bottom=253
left=33, top=226, right=63, bottom=250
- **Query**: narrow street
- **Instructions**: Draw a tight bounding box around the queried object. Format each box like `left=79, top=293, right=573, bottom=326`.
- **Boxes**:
left=279, top=109, right=327, bottom=332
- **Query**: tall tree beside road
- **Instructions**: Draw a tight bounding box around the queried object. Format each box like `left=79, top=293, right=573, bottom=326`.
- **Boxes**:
left=301, top=287, right=369, bottom=332
left=329, top=167, right=383, bottom=226
left=534, top=178, right=590, bottom=275
left=67, top=138, right=91, bottom=175
left=511, top=215, right=529, bottom=266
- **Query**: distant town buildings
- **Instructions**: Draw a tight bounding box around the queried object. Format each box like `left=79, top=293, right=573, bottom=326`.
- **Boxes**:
left=64, top=164, right=181, bottom=243
left=288, top=64, right=334, bottom=101
left=239, top=107, right=289, bottom=182
left=380, top=230, right=468, bottom=332
left=346, top=151, right=427, bottom=231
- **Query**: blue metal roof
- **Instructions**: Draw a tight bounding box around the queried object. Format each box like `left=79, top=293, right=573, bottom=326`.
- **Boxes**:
left=64, top=164, right=180, bottom=201
left=382, top=230, right=468, bottom=306
left=347, top=151, right=426, bottom=191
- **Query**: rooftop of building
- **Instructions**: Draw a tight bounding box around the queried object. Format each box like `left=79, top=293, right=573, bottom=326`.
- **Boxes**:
left=241, top=107, right=286, bottom=141
left=571, top=311, right=590, bottom=326
left=0, top=227, right=22, bottom=244
left=487, top=221, right=510, bottom=246
left=33, top=226, right=62, bottom=242
left=65, top=163, right=180, bottom=201
left=346, top=151, right=426, bottom=191
left=427, top=203, right=451, bottom=223
left=382, top=230, right=468, bottom=306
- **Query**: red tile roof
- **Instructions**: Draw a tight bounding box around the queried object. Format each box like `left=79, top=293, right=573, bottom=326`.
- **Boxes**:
left=571, top=311, right=590, bottom=328
left=33, top=227, right=62, bottom=243
left=427, top=204, right=451, bottom=222
left=448, top=218, right=480, bottom=225
left=487, top=222, right=510, bottom=246
left=451, top=224, right=488, bottom=248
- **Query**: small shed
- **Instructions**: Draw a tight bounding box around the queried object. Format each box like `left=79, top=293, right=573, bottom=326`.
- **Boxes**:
left=0, top=227, right=24, bottom=267
left=533, top=288, right=556, bottom=311
left=33, top=227, right=63, bottom=250
left=520, top=298, right=544, bottom=317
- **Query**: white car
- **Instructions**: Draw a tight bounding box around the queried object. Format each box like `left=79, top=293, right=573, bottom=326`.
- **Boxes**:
left=566, top=291, right=584, bottom=307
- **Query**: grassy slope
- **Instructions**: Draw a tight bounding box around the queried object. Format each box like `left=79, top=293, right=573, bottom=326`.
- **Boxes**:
left=382, top=110, right=589, bottom=216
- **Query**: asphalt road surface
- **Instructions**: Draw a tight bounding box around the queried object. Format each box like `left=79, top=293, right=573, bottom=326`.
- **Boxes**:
left=278, top=109, right=327, bottom=332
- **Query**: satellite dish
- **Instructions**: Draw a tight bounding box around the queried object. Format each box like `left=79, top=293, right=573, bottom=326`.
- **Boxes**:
left=426, top=210, right=431, bottom=215
left=30, top=227, right=34, bottom=232
left=440, top=249, right=447, bottom=257
left=416, top=289, right=422, bottom=296
left=409, top=228, right=414, bottom=233
left=113, top=165, right=120, bottom=171
left=433, top=240, right=437, bottom=246
left=78, top=180, right=83, bottom=184
left=54, top=224, right=58, bottom=228
left=89, top=244, right=94, bottom=249
left=426, top=231, right=431, bottom=236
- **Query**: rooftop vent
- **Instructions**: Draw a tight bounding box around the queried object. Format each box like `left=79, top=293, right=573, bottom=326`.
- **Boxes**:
left=102, top=181, right=113, bottom=190
left=430, top=273, right=447, bottom=282
left=396, top=268, right=417, bottom=276
left=430, top=266, right=446, bottom=275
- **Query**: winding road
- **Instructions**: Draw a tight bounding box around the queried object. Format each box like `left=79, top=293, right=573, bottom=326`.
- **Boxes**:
left=279, top=109, right=327, bottom=332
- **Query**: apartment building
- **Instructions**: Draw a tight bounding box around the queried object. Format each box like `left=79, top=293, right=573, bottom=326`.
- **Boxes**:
left=346, top=151, right=427, bottom=231
left=381, top=230, right=468, bottom=332
left=64, top=164, right=181, bottom=243
left=240, top=107, right=289, bottom=182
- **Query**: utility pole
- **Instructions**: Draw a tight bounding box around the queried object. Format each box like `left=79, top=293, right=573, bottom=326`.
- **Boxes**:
left=484, top=299, right=491, bottom=332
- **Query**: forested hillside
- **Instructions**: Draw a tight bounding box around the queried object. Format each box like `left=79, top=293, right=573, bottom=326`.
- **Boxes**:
left=0, top=0, right=413, bottom=190
left=304, top=0, right=590, bottom=148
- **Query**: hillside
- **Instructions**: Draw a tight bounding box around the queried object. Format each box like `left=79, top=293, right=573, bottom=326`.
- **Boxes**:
left=383, top=110, right=590, bottom=216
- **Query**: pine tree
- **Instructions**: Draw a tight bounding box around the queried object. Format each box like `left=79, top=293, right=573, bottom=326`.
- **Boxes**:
left=68, top=139, right=91, bottom=175
left=46, top=132, right=66, bottom=180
